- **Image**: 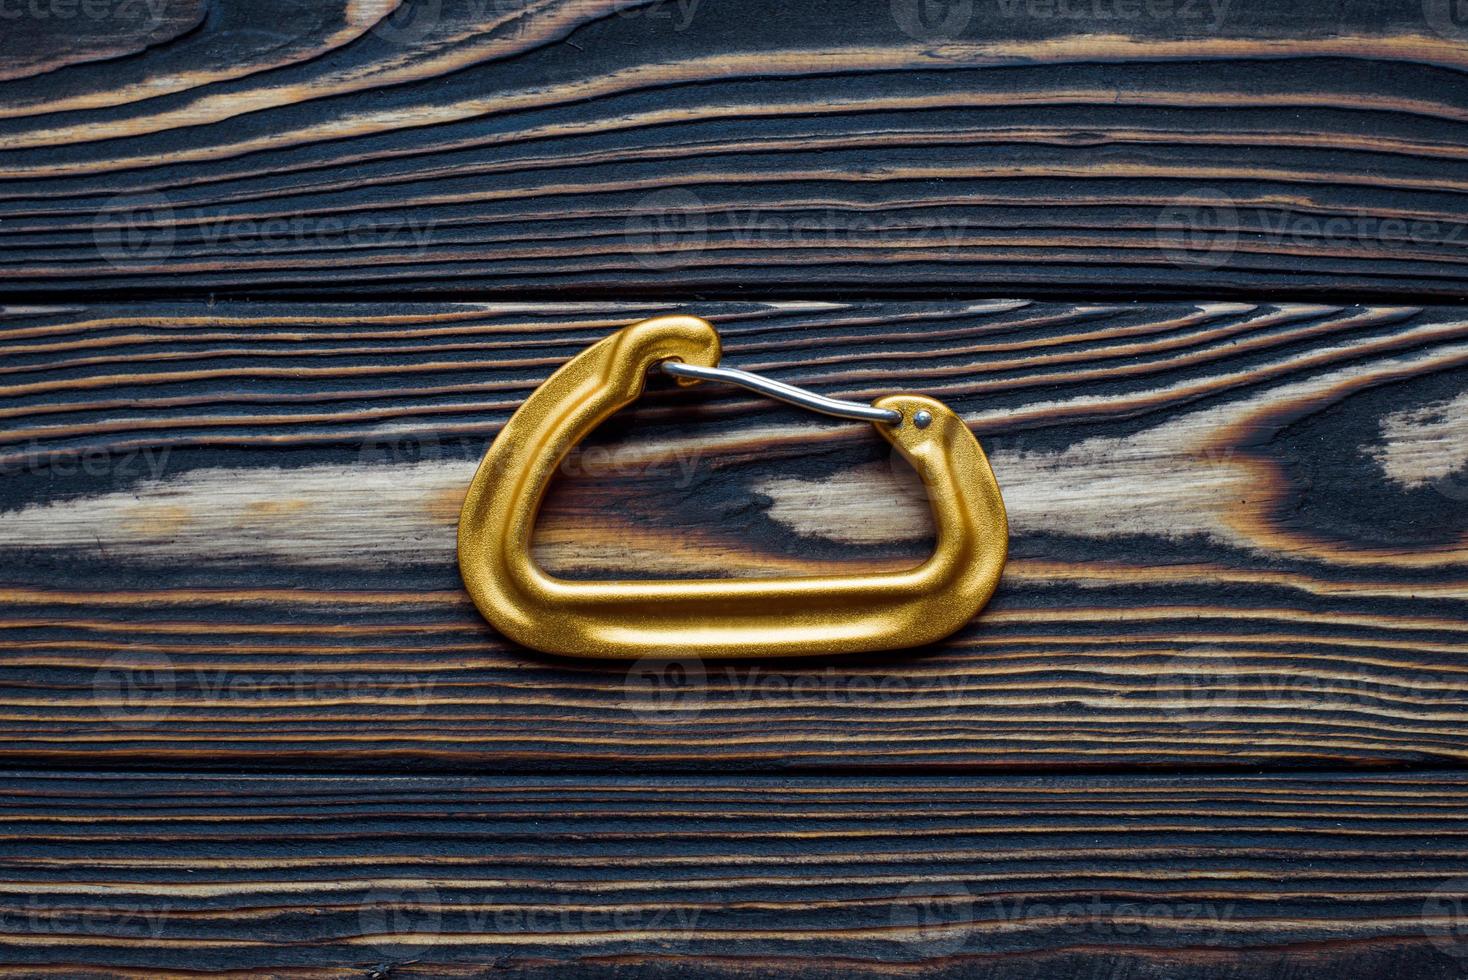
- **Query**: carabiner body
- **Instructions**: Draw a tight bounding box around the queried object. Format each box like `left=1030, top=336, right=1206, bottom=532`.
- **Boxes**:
left=458, top=315, right=1007, bottom=658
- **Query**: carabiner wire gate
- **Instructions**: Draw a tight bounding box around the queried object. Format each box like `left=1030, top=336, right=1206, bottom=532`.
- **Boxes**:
left=659, top=360, right=904, bottom=425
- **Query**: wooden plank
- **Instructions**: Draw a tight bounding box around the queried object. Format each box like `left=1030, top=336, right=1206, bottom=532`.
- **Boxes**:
left=0, top=299, right=1463, bottom=770
left=2, top=0, right=1468, bottom=296
left=0, top=770, right=1465, bottom=976
left=0, top=0, right=204, bottom=83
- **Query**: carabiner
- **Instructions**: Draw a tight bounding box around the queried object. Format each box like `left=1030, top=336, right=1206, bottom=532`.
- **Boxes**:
left=458, top=315, right=1007, bottom=658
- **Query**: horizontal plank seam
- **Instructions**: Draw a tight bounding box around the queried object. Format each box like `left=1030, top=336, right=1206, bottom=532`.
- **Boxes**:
left=1, top=760, right=1464, bottom=780
left=2, top=765, right=1468, bottom=782
left=4, top=286, right=1468, bottom=306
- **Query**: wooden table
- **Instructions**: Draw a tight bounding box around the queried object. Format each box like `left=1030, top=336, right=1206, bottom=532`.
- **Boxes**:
left=1, top=0, right=1466, bottom=975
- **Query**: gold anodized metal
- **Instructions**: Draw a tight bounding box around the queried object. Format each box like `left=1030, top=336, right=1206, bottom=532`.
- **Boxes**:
left=457, top=315, right=1008, bottom=658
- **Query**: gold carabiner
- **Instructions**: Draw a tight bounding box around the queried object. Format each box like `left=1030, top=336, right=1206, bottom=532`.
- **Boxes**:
left=458, top=315, right=1007, bottom=658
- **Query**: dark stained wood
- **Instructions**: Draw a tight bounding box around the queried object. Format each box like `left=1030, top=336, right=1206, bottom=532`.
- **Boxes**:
left=3, top=1, right=1468, bottom=296
left=4, top=1, right=1466, bottom=976
left=0, top=299, right=1462, bottom=771
left=0, top=771, right=1465, bottom=976
left=0, top=0, right=204, bottom=84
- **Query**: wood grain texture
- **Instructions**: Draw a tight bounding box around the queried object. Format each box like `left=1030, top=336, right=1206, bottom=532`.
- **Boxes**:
left=5, top=0, right=1468, bottom=296
left=0, top=299, right=1463, bottom=770
left=0, top=0, right=204, bottom=84
left=0, top=771, right=1465, bottom=977
left=6, top=2, right=1465, bottom=973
